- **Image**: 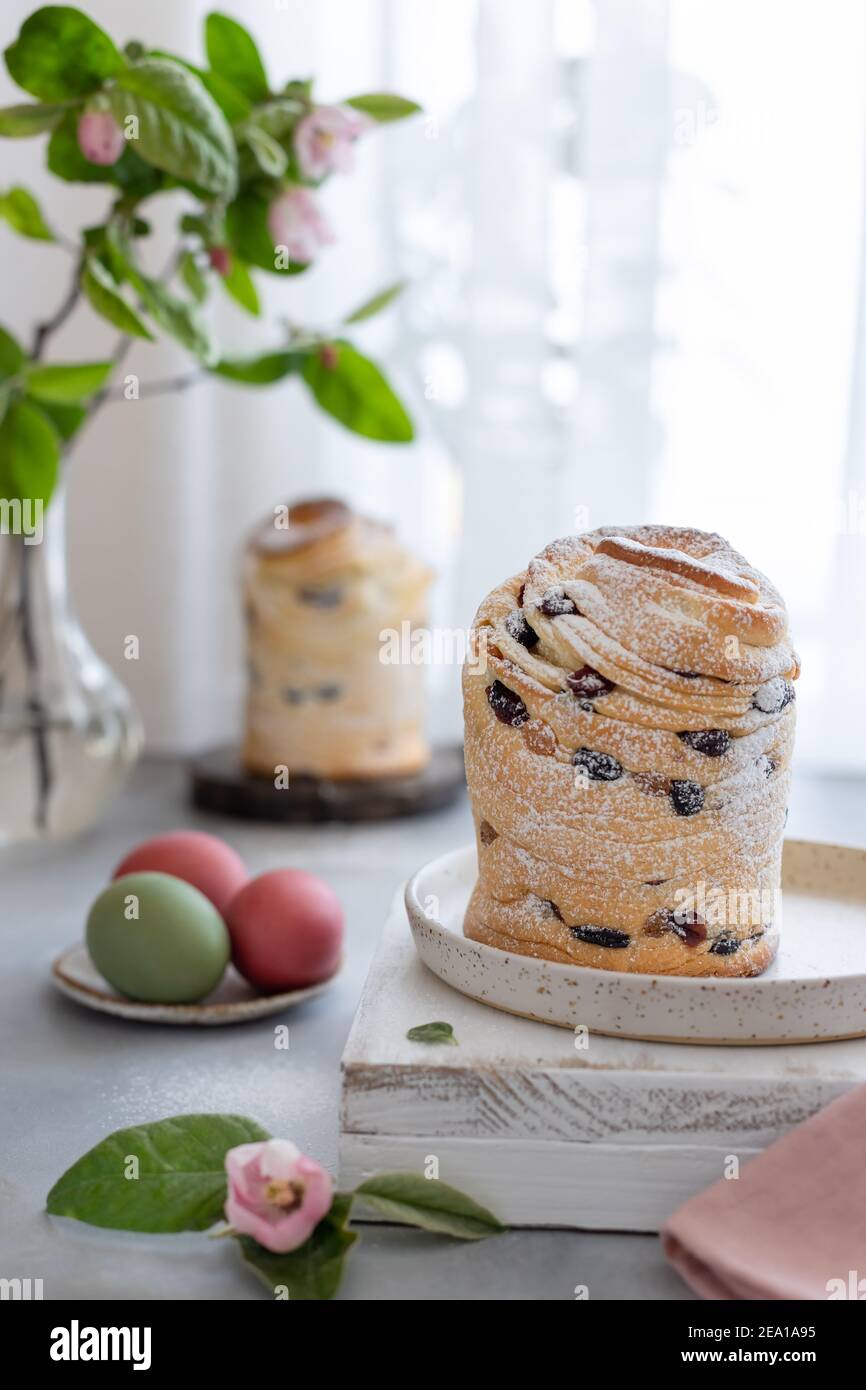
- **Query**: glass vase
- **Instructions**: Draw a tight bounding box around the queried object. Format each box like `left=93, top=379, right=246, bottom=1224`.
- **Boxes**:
left=0, top=486, right=142, bottom=845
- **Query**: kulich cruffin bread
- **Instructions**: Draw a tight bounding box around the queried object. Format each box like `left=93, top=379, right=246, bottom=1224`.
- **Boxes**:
left=243, top=497, right=432, bottom=779
left=462, top=526, right=799, bottom=977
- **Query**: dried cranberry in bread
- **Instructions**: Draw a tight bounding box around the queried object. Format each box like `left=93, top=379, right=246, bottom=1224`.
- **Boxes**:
left=462, top=525, right=798, bottom=977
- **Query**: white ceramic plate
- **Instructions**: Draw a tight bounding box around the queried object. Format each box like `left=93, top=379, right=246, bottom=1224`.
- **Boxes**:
left=51, top=944, right=339, bottom=1026
left=405, top=839, right=866, bottom=1044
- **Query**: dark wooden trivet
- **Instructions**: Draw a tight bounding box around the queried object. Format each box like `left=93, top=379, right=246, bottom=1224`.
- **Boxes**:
left=190, top=743, right=466, bottom=823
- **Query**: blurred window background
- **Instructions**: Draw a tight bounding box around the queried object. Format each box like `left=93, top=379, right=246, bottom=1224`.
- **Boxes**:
left=2, top=0, right=864, bottom=770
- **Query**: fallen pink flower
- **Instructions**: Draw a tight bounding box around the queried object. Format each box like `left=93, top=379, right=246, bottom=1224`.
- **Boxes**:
left=295, top=104, right=368, bottom=180
left=266, top=186, right=335, bottom=265
left=77, top=109, right=124, bottom=166
left=225, top=1138, right=333, bottom=1253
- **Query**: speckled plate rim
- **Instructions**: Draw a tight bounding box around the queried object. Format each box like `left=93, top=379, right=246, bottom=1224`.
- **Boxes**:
left=405, top=840, right=866, bottom=1044
left=51, top=944, right=341, bottom=1026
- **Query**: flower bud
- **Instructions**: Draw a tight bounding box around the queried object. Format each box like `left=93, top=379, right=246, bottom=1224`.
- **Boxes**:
left=208, top=246, right=232, bottom=277
left=77, top=109, right=124, bottom=167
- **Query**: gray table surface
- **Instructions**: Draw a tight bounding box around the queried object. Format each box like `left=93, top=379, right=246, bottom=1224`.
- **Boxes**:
left=1, top=760, right=864, bottom=1301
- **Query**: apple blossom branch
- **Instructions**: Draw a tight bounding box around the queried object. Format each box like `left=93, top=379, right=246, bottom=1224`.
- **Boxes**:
left=30, top=253, right=85, bottom=360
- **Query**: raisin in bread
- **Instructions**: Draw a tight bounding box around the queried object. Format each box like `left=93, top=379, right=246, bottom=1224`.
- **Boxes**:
left=462, top=526, right=798, bottom=977
left=243, top=498, right=432, bottom=779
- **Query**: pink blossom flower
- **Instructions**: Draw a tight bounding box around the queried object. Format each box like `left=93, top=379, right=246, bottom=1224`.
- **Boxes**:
left=77, top=109, right=124, bottom=166
left=295, top=105, right=368, bottom=180
left=266, top=187, right=335, bottom=265
left=225, top=1139, right=333, bottom=1253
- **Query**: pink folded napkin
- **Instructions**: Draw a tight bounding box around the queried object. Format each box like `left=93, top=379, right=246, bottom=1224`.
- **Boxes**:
left=662, top=1083, right=866, bottom=1300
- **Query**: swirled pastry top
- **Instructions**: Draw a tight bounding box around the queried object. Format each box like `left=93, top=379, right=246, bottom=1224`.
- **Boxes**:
left=476, top=526, right=799, bottom=741
left=246, top=496, right=431, bottom=612
left=249, top=495, right=418, bottom=582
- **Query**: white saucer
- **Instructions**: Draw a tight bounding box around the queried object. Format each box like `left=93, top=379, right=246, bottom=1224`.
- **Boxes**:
left=51, top=944, right=339, bottom=1026
left=405, top=839, right=866, bottom=1044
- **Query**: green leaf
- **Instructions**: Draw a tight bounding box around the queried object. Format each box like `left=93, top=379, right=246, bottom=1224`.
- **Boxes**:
left=116, top=151, right=168, bottom=201
left=0, top=398, right=60, bottom=509
left=283, top=78, right=314, bottom=103
left=355, top=1174, right=504, bottom=1240
left=243, top=123, right=287, bottom=178
left=81, top=258, right=153, bottom=340
left=109, top=57, right=237, bottom=198
left=5, top=6, right=122, bottom=101
left=220, top=258, right=260, bottom=316
left=205, top=12, right=269, bottom=104
left=46, top=1113, right=270, bottom=1233
left=82, top=223, right=107, bottom=252
left=23, top=360, right=112, bottom=403
left=0, top=186, right=53, bottom=241
left=0, top=323, right=25, bottom=380
left=148, top=51, right=252, bottom=126
left=198, top=69, right=251, bottom=125
left=35, top=398, right=86, bottom=441
left=225, top=190, right=306, bottom=276
left=237, top=1193, right=357, bottom=1301
left=180, top=212, right=210, bottom=239
left=0, top=102, right=68, bottom=137
left=345, top=93, right=422, bottom=124
left=406, top=1021, right=458, bottom=1046
left=180, top=209, right=228, bottom=246
left=211, top=350, right=303, bottom=385
left=253, top=97, right=305, bottom=140
left=179, top=249, right=209, bottom=304
left=302, top=342, right=414, bottom=442
left=344, top=280, right=406, bottom=324
left=137, top=283, right=214, bottom=361
left=120, top=253, right=215, bottom=363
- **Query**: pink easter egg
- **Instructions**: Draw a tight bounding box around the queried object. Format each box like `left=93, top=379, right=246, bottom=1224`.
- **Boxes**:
left=226, top=869, right=344, bottom=992
left=112, top=831, right=248, bottom=917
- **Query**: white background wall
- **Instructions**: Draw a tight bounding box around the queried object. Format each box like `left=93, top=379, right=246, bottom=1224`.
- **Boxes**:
left=3, top=0, right=866, bottom=768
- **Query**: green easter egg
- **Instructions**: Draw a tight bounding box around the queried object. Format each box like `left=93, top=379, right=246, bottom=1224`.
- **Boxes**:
left=86, top=871, right=230, bottom=1003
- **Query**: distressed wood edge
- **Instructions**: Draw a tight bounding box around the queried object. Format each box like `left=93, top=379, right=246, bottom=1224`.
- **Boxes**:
left=340, top=1060, right=854, bottom=1143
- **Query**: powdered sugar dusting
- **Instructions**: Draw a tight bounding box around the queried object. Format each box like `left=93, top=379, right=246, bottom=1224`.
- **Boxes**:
left=463, top=524, right=797, bottom=978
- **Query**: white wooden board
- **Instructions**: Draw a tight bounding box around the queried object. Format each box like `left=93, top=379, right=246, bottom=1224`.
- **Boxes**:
left=340, top=891, right=866, bottom=1231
